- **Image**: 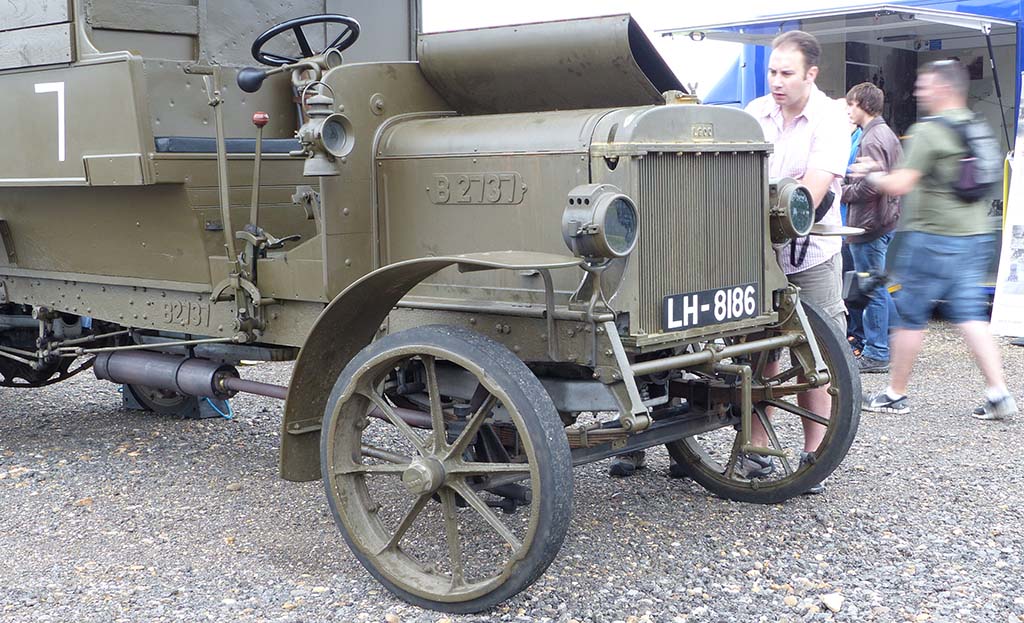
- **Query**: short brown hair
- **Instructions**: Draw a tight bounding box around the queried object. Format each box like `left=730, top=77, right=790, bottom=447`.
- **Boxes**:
left=920, top=59, right=969, bottom=98
left=846, top=82, right=884, bottom=116
left=772, top=30, right=821, bottom=71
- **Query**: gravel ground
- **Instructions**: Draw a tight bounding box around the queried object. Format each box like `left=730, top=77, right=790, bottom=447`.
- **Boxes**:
left=1, top=320, right=1022, bottom=623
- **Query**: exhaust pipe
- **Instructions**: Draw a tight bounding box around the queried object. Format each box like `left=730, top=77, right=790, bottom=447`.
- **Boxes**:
left=94, top=351, right=441, bottom=431
left=94, top=351, right=239, bottom=400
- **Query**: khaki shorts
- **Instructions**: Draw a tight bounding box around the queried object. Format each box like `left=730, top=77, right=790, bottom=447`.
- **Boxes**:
left=789, top=253, right=847, bottom=334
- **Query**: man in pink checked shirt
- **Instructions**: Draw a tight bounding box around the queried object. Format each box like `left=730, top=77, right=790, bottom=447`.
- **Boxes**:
left=741, top=30, right=850, bottom=494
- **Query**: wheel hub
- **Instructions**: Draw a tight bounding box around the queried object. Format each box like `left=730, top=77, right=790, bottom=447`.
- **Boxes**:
left=401, top=458, right=445, bottom=495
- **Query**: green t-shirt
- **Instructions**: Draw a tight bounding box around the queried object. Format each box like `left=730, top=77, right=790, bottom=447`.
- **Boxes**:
left=898, top=108, right=993, bottom=236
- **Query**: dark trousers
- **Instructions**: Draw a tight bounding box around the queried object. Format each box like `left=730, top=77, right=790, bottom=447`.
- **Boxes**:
left=848, top=233, right=897, bottom=361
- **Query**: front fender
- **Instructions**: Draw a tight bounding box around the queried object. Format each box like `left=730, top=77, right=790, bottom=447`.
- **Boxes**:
left=280, top=251, right=581, bottom=481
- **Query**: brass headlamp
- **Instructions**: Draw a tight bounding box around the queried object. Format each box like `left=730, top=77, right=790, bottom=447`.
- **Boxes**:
left=561, top=184, right=639, bottom=261
left=768, top=177, right=814, bottom=242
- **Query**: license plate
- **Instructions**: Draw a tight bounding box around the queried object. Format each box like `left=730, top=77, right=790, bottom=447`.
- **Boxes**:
left=663, top=283, right=760, bottom=331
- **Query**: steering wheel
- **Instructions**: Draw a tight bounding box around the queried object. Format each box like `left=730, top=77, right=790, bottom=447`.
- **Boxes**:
left=251, top=14, right=360, bottom=67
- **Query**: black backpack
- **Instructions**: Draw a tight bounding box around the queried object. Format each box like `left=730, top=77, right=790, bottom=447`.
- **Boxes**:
left=929, top=114, right=1003, bottom=202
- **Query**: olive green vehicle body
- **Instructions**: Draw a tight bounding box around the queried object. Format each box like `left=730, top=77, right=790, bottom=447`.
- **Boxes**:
left=2, top=4, right=788, bottom=454
left=1, top=0, right=420, bottom=348
left=1, top=2, right=862, bottom=611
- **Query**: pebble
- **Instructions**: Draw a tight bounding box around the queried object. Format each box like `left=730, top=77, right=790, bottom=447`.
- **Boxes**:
left=0, top=323, right=1021, bottom=622
left=820, top=593, right=844, bottom=612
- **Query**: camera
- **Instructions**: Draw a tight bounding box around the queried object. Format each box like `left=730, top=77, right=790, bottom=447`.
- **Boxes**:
left=843, top=270, right=890, bottom=308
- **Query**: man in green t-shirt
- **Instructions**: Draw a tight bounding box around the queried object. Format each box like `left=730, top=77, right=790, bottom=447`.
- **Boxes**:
left=850, top=59, right=1017, bottom=420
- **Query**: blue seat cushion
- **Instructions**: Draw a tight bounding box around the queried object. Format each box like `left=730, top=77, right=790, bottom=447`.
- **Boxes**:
left=155, top=136, right=301, bottom=154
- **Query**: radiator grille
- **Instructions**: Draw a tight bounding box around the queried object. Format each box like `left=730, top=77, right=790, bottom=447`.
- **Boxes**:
left=634, top=151, right=765, bottom=335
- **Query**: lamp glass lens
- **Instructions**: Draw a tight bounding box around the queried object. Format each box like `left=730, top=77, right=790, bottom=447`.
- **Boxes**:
left=789, top=187, right=814, bottom=236
left=320, top=118, right=347, bottom=156
left=604, top=197, right=638, bottom=256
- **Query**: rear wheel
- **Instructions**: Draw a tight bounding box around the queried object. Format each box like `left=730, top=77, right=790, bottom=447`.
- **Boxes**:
left=667, top=300, right=860, bottom=503
left=0, top=328, right=75, bottom=388
left=0, top=355, right=73, bottom=387
left=321, top=325, right=572, bottom=613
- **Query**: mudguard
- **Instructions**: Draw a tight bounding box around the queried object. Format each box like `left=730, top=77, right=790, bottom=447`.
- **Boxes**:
left=280, top=251, right=581, bottom=481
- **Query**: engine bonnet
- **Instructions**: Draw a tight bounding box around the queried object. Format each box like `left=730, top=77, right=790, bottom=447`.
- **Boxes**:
left=417, top=14, right=684, bottom=115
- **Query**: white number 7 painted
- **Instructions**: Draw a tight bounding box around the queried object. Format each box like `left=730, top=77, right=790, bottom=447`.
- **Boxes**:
left=34, top=82, right=66, bottom=162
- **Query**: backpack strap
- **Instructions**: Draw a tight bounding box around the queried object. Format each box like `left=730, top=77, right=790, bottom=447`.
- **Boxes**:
left=920, top=115, right=972, bottom=184
left=926, top=114, right=972, bottom=151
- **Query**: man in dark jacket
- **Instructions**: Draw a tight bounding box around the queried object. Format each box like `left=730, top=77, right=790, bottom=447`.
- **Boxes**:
left=841, top=82, right=902, bottom=373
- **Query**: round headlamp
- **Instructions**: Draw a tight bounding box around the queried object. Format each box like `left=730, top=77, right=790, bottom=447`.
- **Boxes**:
left=314, top=113, right=354, bottom=159
left=562, top=184, right=639, bottom=260
left=769, top=177, right=814, bottom=242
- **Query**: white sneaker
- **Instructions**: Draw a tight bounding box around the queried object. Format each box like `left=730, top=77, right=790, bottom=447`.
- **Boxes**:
left=971, top=395, right=1017, bottom=420
left=862, top=391, right=909, bottom=414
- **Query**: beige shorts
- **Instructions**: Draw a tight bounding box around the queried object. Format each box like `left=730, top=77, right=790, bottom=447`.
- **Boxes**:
left=788, top=253, right=847, bottom=334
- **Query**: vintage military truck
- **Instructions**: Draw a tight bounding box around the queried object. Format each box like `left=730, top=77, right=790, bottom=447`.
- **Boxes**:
left=0, top=1, right=860, bottom=612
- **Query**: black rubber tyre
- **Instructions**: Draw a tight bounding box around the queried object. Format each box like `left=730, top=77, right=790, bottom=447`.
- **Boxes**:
left=666, top=300, right=861, bottom=504
left=321, top=325, right=572, bottom=613
left=0, top=330, right=73, bottom=387
left=0, top=357, right=71, bottom=387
